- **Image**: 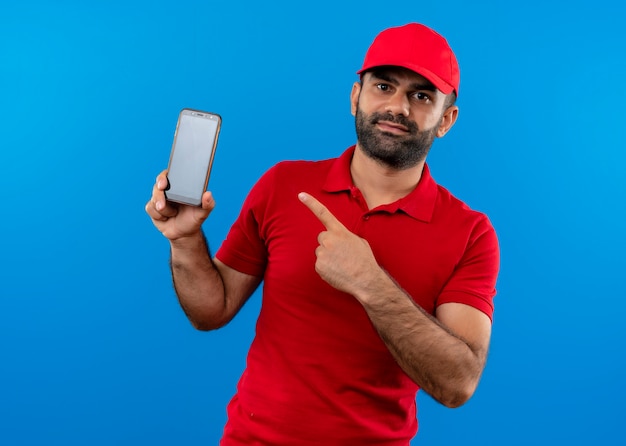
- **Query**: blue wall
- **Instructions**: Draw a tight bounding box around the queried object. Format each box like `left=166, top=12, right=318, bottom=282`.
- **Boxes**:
left=1, top=1, right=624, bottom=444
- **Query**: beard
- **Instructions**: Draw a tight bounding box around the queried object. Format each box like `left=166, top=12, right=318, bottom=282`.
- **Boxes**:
left=355, top=105, right=439, bottom=170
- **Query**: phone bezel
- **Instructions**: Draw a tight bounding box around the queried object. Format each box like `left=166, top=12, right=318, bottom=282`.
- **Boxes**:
left=165, top=108, right=222, bottom=207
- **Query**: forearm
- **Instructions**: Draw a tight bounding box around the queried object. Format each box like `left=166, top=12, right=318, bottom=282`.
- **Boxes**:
left=169, top=231, right=228, bottom=330
left=357, top=271, right=486, bottom=408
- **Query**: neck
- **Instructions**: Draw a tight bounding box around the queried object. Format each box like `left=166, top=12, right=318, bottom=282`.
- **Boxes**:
left=350, top=144, right=425, bottom=209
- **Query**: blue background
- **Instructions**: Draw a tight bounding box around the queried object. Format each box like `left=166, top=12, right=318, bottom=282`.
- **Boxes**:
left=2, top=1, right=624, bottom=444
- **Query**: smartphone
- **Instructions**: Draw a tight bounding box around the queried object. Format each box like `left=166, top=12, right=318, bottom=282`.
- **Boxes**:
left=165, top=108, right=221, bottom=206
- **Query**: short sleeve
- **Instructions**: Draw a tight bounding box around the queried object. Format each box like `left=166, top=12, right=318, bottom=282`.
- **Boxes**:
left=215, top=168, right=276, bottom=277
left=436, top=215, right=500, bottom=321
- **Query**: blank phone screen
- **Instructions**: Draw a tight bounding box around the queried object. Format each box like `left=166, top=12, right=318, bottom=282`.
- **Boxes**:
left=167, top=112, right=219, bottom=205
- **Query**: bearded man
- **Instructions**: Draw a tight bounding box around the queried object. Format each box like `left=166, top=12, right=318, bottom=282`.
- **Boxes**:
left=146, top=22, right=500, bottom=446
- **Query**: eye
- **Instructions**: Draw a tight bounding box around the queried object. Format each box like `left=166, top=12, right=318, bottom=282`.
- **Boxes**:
left=376, top=83, right=392, bottom=92
left=413, top=92, right=432, bottom=103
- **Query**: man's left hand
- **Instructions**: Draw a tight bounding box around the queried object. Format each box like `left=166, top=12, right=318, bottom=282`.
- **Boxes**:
left=298, top=192, right=384, bottom=300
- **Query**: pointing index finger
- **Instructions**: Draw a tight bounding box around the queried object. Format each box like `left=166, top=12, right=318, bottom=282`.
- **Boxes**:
left=298, top=192, right=344, bottom=231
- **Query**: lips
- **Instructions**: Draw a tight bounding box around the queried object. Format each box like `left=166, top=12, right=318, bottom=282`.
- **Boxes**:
left=375, top=120, right=410, bottom=134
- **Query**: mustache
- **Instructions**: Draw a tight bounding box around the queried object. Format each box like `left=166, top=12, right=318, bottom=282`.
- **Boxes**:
left=369, top=112, right=418, bottom=133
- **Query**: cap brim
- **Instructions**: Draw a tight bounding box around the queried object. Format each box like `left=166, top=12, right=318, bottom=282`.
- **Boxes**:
left=357, top=63, right=455, bottom=95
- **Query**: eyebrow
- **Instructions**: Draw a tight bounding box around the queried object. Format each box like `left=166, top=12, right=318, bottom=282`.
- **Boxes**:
left=369, top=69, right=437, bottom=92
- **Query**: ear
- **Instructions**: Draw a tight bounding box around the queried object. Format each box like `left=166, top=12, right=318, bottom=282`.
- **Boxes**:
left=350, top=82, right=361, bottom=116
left=436, top=105, right=459, bottom=138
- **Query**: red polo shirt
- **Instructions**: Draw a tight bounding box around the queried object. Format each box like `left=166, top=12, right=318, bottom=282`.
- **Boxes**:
left=216, top=146, right=499, bottom=445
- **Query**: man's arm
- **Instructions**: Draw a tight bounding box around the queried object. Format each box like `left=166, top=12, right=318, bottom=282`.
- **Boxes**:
left=298, top=192, right=491, bottom=408
left=169, top=233, right=261, bottom=330
left=146, top=171, right=261, bottom=330
left=356, top=269, right=491, bottom=407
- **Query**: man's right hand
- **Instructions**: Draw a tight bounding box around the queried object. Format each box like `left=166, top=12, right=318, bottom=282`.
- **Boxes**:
left=145, top=170, right=216, bottom=241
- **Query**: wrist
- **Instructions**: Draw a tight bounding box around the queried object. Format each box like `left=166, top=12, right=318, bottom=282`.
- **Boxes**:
left=170, top=231, right=206, bottom=252
left=354, top=267, right=396, bottom=306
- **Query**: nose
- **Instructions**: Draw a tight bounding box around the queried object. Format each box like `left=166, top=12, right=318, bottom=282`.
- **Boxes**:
left=384, top=91, right=410, bottom=117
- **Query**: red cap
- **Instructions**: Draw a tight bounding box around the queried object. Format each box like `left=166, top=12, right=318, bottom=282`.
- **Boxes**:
left=357, top=23, right=460, bottom=96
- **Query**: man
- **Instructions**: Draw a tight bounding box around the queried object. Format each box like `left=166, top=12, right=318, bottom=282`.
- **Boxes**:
left=146, top=23, right=500, bottom=445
